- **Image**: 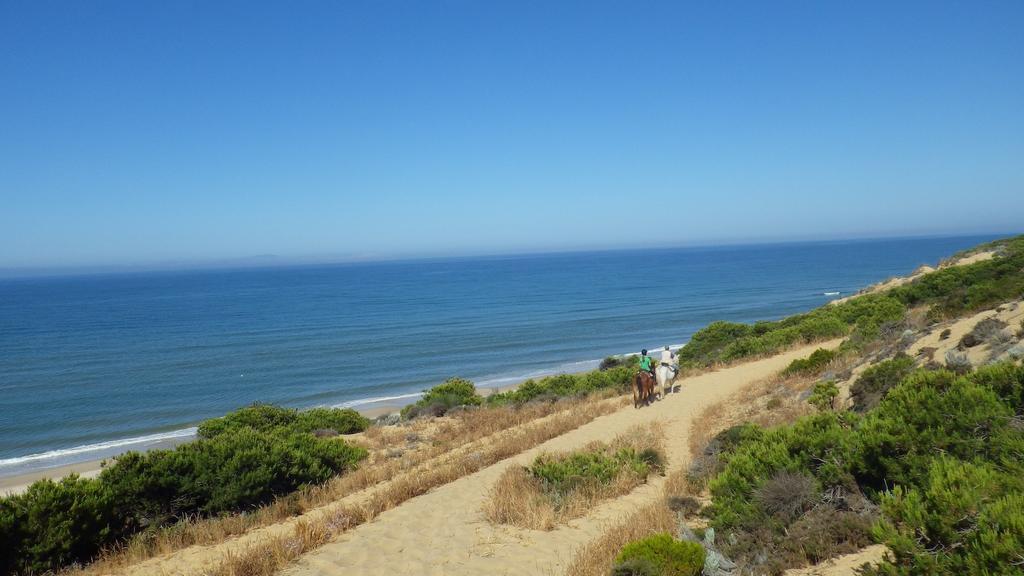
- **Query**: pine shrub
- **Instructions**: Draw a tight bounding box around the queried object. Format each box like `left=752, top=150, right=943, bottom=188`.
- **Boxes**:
left=615, top=533, right=705, bottom=576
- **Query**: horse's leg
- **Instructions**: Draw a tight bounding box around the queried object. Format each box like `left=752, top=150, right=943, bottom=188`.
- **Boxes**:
left=632, top=376, right=639, bottom=408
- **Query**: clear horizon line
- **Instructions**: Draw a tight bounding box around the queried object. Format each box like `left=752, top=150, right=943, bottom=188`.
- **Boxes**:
left=0, top=229, right=1017, bottom=281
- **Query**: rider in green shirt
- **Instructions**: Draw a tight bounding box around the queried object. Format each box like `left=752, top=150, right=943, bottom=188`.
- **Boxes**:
left=639, top=349, right=655, bottom=378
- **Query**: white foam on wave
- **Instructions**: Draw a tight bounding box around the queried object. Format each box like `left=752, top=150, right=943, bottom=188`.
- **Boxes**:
left=0, top=427, right=198, bottom=469
left=331, top=392, right=424, bottom=408
left=823, top=291, right=841, bottom=296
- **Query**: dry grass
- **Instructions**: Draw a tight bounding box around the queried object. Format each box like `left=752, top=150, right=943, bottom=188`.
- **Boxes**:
left=68, top=392, right=625, bottom=575
left=149, top=394, right=627, bottom=576
left=483, top=424, right=664, bottom=530
left=563, top=470, right=688, bottom=576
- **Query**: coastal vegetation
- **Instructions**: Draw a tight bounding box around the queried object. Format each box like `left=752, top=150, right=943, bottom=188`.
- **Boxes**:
left=0, top=406, right=368, bottom=575
left=694, top=363, right=1024, bottom=574
left=486, top=359, right=638, bottom=405
left=613, top=533, right=704, bottom=576
left=400, top=377, right=483, bottom=419
left=484, top=426, right=663, bottom=529
left=197, top=404, right=370, bottom=438
left=678, top=235, right=1024, bottom=369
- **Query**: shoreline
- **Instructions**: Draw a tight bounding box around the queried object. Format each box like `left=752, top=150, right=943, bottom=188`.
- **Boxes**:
left=0, top=377, right=533, bottom=496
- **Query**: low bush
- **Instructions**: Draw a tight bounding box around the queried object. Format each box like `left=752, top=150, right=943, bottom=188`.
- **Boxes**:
left=0, top=412, right=368, bottom=574
left=849, top=354, right=915, bottom=412
left=530, top=447, right=657, bottom=493
left=960, top=317, right=1007, bottom=348
left=486, top=363, right=635, bottom=406
left=807, top=380, right=839, bottom=411
left=198, top=403, right=369, bottom=438
left=611, top=557, right=660, bottom=576
left=754, top=471, right=818, bottom=523
left=0, top=475, right=123, bottom=575
left=401, top=377, right=483, bottom=419
left=614, top=533, right=705, bottom=576
left=600, top=355, right=638, bottom=371
left=782, top=348, right=838, bottom=376
left=866, top=457, right=1024, bottom=575
left=102, top=428, right=367, bottom=521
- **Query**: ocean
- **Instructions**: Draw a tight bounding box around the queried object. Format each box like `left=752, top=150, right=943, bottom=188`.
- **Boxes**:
left=0, top=235, right=998, bottom=476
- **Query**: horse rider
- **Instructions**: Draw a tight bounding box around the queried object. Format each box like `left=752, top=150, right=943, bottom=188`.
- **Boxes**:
left=661, top=345, right=678, bottom=378
left=639, top=349, right=655, bottom=380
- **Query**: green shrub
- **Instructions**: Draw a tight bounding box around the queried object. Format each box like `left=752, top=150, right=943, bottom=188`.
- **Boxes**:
left=611, top=557, right=660, bottom=576
left=707, top=412, right=857, bottom=532
left=529, top=446, right=659, bottom=497
left=0, top=420, right=368, bottom=573
left=486, top=364, right=635, bottom=406
left=782, top=348, right=838, bottom=376
left=849, top=354, right=915, bottom=412
left=808, top=380, right=839, bottom=411
left=615, top=533, right=705, bottom=576
left=401, top=377, right=483, bottom=419
left=197, top=403, right=369, bottom=438
left=103, top=428, right=367, bottom=521
left=967, top=361, right=1024, bottom=413
left=853, top=369, right=1013, bottom=491
left=867, top=457, right=1024, bottom=575
left=0, top=475, right=123, bottom=575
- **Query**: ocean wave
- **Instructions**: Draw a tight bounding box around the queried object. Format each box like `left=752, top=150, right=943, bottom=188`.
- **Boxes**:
left=0, top=427, right=198, bottom=469
left=331, top=392, right=424, bottom=408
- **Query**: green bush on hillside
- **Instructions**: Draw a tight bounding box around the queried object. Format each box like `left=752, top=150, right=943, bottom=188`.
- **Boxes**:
left=853, top=368, right=1016, bottom=491
left=102, top=427, right=367, bottom=521
left=678, top=235, right=1024, bottom=370
left=401, top=377, right=483, bottom=419
left=848, top=354, right=916, bottom=412
left=866, top=457, right=1024, bottom=575
left=486, top=362, right=636, bottom=406
left=702, top=361, right=1024, bottom=574
left=0, top=410, right=368, bottom=574
left=677, top=294, right=905, bottom=368
left=782, top=348, right=838, bottom=376
left=0, top=475, right=123, bottom=575
left=887, top=236, right=1024, bottom=320
left=808, top=380, right=839, bottom=411
left=614, top=533, right=705, bottom=576
left=197, top=403, right=369, bottom=439
left=529, top=446, right=659, bottom=497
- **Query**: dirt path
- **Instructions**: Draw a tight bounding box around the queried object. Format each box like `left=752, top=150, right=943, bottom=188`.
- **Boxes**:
left=283, top=341, right=843, bottom=576
left=783, top=545, right=889, bottom=575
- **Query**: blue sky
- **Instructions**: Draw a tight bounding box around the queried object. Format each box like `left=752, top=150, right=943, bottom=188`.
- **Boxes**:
left=1, top=1, right=1022, bottom=269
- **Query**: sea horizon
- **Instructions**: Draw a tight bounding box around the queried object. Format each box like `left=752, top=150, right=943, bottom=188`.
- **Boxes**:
left=0, top=230, right=1014, bottom=281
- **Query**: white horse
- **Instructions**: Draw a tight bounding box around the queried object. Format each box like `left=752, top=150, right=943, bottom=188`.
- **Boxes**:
left=656, top=363, right=677, bottom=397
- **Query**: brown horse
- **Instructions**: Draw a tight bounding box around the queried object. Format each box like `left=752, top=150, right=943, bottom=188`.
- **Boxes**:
left=632, top=370, right=656, bottom=408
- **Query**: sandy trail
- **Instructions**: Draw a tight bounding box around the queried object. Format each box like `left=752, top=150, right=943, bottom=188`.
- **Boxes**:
left=283, top=341, right=842, bottom=576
